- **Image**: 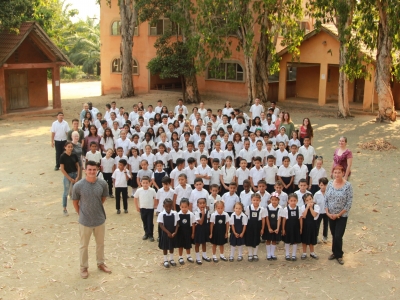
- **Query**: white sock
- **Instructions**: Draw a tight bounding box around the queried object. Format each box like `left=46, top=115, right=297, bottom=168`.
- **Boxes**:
left=266, top=245, right=271, bottom=257
left=248, top=247, right=253, bottom=256
left=169, top=253, right=174, bottom=260
left=187, top=254, right=191, bottom=258
left=220, top=254, right=226, bottom=258
left=311, top=252, right=316, bottom=255
left=196, top=252, right=201, bottom=260
left=179, top=256, right=183, bottom=260
left=212, top=254, right=217, bottom=259
left=131, top=188, right=136, bottom=196
left=254, top=246, right=259, bottom=255
left=285, top=243, right=290, bottom=256
left=302, top=252, right=307, bottom=256
left=238, top=246, right=243, bottom=256
left=292, top=244, right=297, bottom=256
left=230, top=246, right=235, bottom=257
left=271, top=245, right=276, bottom=256
left=203, top=252, right=208, bottom=258
left=164, top=255, right=168, bottom=261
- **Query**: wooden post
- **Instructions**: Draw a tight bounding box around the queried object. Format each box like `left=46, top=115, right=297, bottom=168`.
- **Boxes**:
left=318, top=63, right=328, bottom=106
left=278, top=61, right=287, bottom=102
left=52, top=66, right=61, bottom=109
left=0, top=67, right=6, bottom=114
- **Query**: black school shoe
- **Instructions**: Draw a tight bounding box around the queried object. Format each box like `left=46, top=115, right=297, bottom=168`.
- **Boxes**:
left=220, top=256, right=228, bottom=261
left=202, top=256, right=211, bottom=262
left=149, top=237, right=155, bottom=242
left=142, top=234, right=148, bottom=240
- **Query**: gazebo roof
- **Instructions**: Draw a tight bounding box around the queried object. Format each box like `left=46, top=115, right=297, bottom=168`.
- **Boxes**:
left=0, top=22, right=72, bottom=67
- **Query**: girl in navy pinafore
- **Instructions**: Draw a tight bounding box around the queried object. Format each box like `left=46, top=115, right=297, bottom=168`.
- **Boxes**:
left=229, top=202, right=247, bottom=262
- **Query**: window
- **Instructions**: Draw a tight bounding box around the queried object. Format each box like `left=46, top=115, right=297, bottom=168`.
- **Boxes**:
left=298, top=21, right=310, bottom=34
left=111, top=58, right=139, bottom=74
left=149, top=18, right=181, bottom=36
left=208, top=61, right=244, bottom=82
left=111, top=21, right=138, bottom=36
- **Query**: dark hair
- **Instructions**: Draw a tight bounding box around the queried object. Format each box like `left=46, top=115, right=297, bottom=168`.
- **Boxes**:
left=178, top=173, right=187, bottom=179
left=318, top=177, right=329, bottom=185
left=257, top=180, right=267, bottom=186
left=176, top=158, right=185, bottom=165
left=210, top=184, right=219, bottom=190
left=86, top=160, right=97, bottom=167
left=187, top=157, right=196, bottom=164
left=118, top=159, right=127, bottom=166
left=212, top=158, right=220, bottom=164
left=282, top=156, right=290, bottom=163
left=275, top=180, right=283, bottom=187
left=187, top=141, right=194, bottom=146
left=105, top=103, right=111, bottom=109
left=194, top=177, right=203, bottom=184
left=298, top=178, right=308, bottom=185
left=128, top=147, right=139, bottom=157
left=89, top=141, right=98, bottom=147
left=72, top=118, right=79, bottom=123
left=155, top=160, right=164, bottom=166
left=226, top=141, right=235, bottom=157
left=163, top=198, right=173, bottom=205
left=243, top=179, right=251, bottom=185
left=296, top=153, right=304, bottom=159
left=253, top=156, right=262, bottom=162
left=288, top=193, right=298, bottom=200
left=180, top=198, right=190, bottom=206
left=252, top=116, right=261, bottom=126
left=141, top=176, right=150, bottom=182
left=88, top=125, right=98, bottom=137
left=197, top=198, right=207, bottom=204
left=302, top=192, right=313, bottom=201
left=162, top=176, right=171, bottom=184
left=303, top=118, right=314, bottom=138
left=200, top=155, right=208, bottom=161
left=228, top=182, right=237, bottom=187
left=266, top=155, right=275, bottom=161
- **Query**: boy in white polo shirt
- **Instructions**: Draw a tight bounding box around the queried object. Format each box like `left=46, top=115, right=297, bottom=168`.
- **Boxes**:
left=249, top=157, right=265, bottom=192
left=189, top=178, right=209, bottom=212
left=134, top=176, right=157, bottom=242
left=112, top=159, right=131, bottom=214
left=249, top=98, right=264, bottom=121
left=86, top=141, right=102, bottom=165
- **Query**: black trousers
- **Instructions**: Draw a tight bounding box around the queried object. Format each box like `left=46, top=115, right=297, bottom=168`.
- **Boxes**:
left=140, top=208, right=154, bottom=237
left=329, top=217, right=348, bottom=258
left=115, top=187, right=128, bottom=210
left=103, top=173, right=113, bottom=195
left=54, top=140, right=66, bottom=168
left=316, top=213, right=329, bottom=238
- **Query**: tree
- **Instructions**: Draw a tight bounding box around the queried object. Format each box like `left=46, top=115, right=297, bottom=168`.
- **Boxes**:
left=197, top=0, right=303, bottom=105
left=103, top=0, right=137, bottom=97
left=0, top=0, right=34, bottom=33
left=355, top=0, right=398, bottom=121
left=66, top=18, right=100, bottom=75
left=307, top=0, right=357, bottom=118
left=137, top=0, right=200, bottom=103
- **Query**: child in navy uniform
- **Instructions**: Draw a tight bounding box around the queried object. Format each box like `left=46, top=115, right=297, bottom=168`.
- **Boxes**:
left=152, top=160, right=168, bottom=191
left=177, top=199, right=196, bottom=264
left=229, top=202, right=248, bottom=262
left=282, top=193, right=303, bottom=261
left=300, top=193, right=320, bottom=260
left=244, top=194, right=266, bottom=262
left=194, top=198, right=211, bottom=264
left=157, top=198, right=179, bottom=268
left=209, top=200, right=230, bottom=262
left=263, top=192, right=282, bottom=260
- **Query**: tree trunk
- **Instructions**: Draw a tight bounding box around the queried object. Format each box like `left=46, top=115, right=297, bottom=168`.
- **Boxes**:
left=375, top=1, right=396, bottom=121
left=338, top=43, right=351, bottom=118
left=119, top=0, right=137, bottom=98
left=255, top=24, right=270, bottom=105
left=183, top=72, right=201, bottom=104
left=244, top=54, right=256, bottom=105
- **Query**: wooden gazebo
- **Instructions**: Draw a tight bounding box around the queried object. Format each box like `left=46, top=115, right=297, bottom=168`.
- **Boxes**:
left=0, top=22, right=72, bottom=116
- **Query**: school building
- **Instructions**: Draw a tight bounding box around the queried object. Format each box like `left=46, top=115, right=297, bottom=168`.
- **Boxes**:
left=99, top=0, right=400, bottom=110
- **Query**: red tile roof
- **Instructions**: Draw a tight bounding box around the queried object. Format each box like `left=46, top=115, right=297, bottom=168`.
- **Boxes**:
left=0, top=22, right=72, bottom=66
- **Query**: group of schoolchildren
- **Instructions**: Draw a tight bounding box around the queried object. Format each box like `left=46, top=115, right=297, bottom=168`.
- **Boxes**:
left=78, top=98, right=330, bottom=268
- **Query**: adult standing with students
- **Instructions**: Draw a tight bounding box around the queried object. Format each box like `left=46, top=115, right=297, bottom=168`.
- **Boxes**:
left=51, top=112, right=70, bottom=171
left=331, top=136, right=353, bottom=180
left=325, top=165, right=353, bottom=265
left=72, top=160, right=111, bottom=279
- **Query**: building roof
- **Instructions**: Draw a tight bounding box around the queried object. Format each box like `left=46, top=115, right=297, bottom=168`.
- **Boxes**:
left=0, top=22, right=72, bottom=67
left=277, top=24, right=377, bottom=61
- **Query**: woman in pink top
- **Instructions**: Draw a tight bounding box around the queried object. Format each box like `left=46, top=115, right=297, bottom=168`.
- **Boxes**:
left=299, top=118, right=314, bottom=145
left=331, top=136, right=353, bottom=180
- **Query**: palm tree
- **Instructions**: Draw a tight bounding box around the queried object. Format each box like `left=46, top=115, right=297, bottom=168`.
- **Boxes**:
left=66, top=18, right=100, bottom=76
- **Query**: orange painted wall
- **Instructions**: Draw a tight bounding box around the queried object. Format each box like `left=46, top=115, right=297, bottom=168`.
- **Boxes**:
left=6, top=39, right=48, bottom=64
left=100, top=0, right=313, bottom=98
left=296, top=66, right=320, bottom=99
left=393, top=81, right=400, bottom=109
left=28, top=69, right=48, bottom=107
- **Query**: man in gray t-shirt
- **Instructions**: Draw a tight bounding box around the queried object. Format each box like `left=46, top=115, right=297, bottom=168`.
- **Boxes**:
left=72, top=160, right=111, bottom=279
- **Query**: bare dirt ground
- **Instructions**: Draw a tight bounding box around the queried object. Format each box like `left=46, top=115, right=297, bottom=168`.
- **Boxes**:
left=0, top=82, right=399, bottom=299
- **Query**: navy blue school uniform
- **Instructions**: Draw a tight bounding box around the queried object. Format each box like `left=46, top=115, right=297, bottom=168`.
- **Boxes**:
left=194, top=209, right=210, bottom=244
left=177, top=211, right=195, bottom=249
left=158, top=210, right=179, bottom=251
left=244, top=205, right=264, bottom=247
left=229, top=213, right=248, bottom=246
left=280, top=176, right=293, bottom=194
left=301, top=204, right=319, bottom=245
left=262, top=204, right=282, bottom=242
left=283, top=206, right=301, bottom=244
left=310, top=184, right=319, bottom=195
left=153, top=170, right=167, bottom=192
left=210, top=212, right=230, bottom=245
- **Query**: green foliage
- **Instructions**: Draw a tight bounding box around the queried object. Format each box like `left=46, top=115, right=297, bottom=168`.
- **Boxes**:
left=0, top=0, right=34, bottom=32
left=60, top=66, right=85, bottom=79
left=66, top=18, right=100, bottom=75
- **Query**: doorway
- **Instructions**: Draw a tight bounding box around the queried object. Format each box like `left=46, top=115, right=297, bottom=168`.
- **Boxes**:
left=7, top=71, right=29, bottom=109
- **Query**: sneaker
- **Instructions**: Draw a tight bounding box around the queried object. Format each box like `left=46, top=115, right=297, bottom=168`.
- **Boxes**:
left=142, top=234, right=148, bottom=240
left=124, top=209, right=128, bottom=213
left=117, top=210, right=121, bottom=214
left=149, top=237, right=155, bottom=242
left=63, top=209, right=69, bottom=217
